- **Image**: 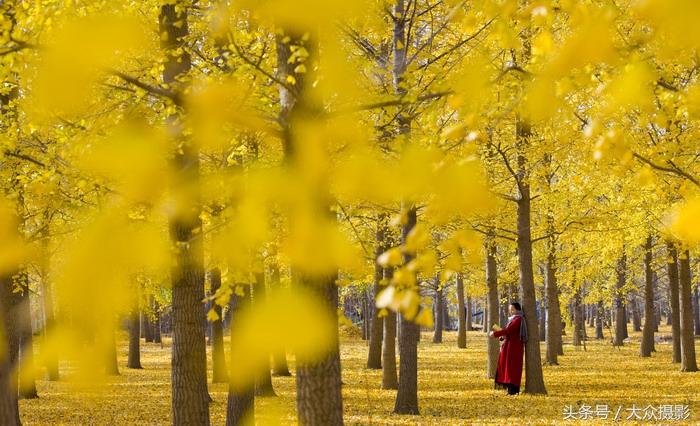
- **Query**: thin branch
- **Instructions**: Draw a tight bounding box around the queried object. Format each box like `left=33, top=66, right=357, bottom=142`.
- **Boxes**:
left=336, top=201, right=371, bottom=257
left=3, top=150, right=46, bottom=168
left=416, top=16, right=496, bottom=70
left=228, top=34, right=296, bottom=94
left=111, top=71, right=180, bottom=104
left=495, top=142, right=523, bottom=195
left=338, top=90, right=452, bottom=115
left=633, top=152, right=700, bottom=187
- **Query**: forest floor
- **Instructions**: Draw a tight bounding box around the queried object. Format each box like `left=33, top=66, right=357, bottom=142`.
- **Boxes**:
left=19, top=323, right=700, bottom=425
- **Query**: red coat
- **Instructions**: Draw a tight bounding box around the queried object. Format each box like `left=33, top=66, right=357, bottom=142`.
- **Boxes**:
left=493, top=315, right=525, bottom=387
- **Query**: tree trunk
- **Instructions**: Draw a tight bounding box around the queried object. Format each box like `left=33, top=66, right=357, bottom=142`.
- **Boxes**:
left=483, top=302, right=488, bottom=333
left=105, top=323, right=120, bottom=376
left=595, top=301, right=604, bottom=339
left=432, top=279, right=443, bottom=344
left=693, top=286, right=700, bottom=336
left=0, top=247, right=21, bottom=425
left=275, top=31, right=344, bottom=424
left=442, top=300, right=449, bottom=330
left=160, top=3, right=210, bottom=425
left=0, top=61, right=22, bottom=426
left=390, top=0, right=419, bottom=414
left=486, top=238, right=499, bottom=379
left=39, top=211, right=59, bottom=381
left=210, top=268, right=228, bottom=384
left=466, top=296, right=472, bottom=331
left=17, top=272, right=37, bottom=399
left=613, top=255, right=627, bottom=346
left=573, top=291, right=583, bottom=347
left=365, top=293, right=371, bottom=339
left=143, top=306, right=154, bottom=343
left=269, top=264, right=290, bottom=376
left=226, top=285, right=254, bottom=426
left=499, top=295, right=507, bottom=328
left=295, top=273, right=343, bottom=424
left=253, top=272, right=275, bottom=397
left=456, top=274, right=467, bottom=348
left=394, top=204, right=420, bottom=415
left=367, top=215, right=386, bottom=368
left=127, top=304, right=143, bottom=369
left=653, top=273, right=660, bottom=333
left=381, top=279, right=398, bottom=390
left=153, top=300, right=162, bottom=345
left=631, top=296, right=641, bottom=332
left=640, top=236, right=655, bottom=357
left=678, top=250, right=698, bottom=372
left=538, top=289, right=546, bottom=342
left=515, top=116, right=547, bottom=394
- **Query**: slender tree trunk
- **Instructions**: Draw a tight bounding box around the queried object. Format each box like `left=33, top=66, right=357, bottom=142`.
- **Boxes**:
left=226, top=285, right=254, bottom=426
left=483, top=302, right=488, bottom=333
left=17, top=272, right=37, bottom=399
left=0, top=246, right=21, bottom=425
left=143, top=306, right=154, bottom=343
left=105, top=323, right=120, bottom=376
left=160, top=3, right=210, bottom=425
left=0, top=56, right=23, bottom=426
left=381, top=267, right=398, bottom=390
left=390, top=0, right=419, bottom=415
left=499, top=295, right=507, bottom=328
left=361, top=294, right=368, bottom=340
left=39, top=211, right=59, bottom=381
left=486, top=238, right=499, bottom=379
left=367, top=215, right=386, bottom=368
left=614, top=255, right=627, bottom=346
left=693, top=286, right=700, bottom=336
left=456, top=273, right=467, bottom=348
left=276, top=31, right=344, bottom=424
left=515, top=116, right=547, bottom=394
left=394, top=205, right=420, bottom=415
left=210, top=268, right=228, bottom=384
left=631, top=295, right=641, bottom=332
left=556, top=287, right=564, bottom=355
left=432, top=279, right=443, bottom=344
left=678, top=250, right=698, bottom=372
left=127, top=303, right=143, bottom=369
left=253, top=272, right=275, bottom=397
left=466, top=296, right=472, bottom=331
left=640, top=236, right=655, bottom=356
left=538, top=289, right=546, bottom=342
left=442, top=301, right=449, bottom=331
left=153, top=300, right=162, bottom=345
left=595, top=301, right=604, bottom=339
left=269, top=264, right=290, bottom=376
left=653, top=273, right=660, bottom=333
left=381, top=310, right=399, bottom=389
left=573, top=291, right=582, bottom=347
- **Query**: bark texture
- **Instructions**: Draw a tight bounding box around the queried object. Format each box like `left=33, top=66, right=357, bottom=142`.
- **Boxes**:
left=160, top=3, right=210, bottom=424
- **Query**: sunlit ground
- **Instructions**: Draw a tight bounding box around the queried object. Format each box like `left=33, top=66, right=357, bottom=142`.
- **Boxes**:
left=19, top=324, right=700, bottom=425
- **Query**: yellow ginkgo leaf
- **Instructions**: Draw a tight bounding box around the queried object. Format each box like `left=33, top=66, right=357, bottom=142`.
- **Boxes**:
left=377, top=247, right=404, bottom=267
left=414, top=306, right=434, bottom=328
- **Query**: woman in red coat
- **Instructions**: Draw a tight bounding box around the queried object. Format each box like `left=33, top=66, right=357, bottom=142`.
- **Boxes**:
left=488, top=302, right=527, bottom=395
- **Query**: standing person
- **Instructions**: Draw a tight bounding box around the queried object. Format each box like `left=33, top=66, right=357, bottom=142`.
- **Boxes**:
left=488, top=302, right=527, bottom=395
